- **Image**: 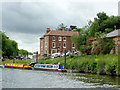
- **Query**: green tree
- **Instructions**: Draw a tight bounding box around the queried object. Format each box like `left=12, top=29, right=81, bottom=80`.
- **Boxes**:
left=56, top=23, right=67, bottom=31
left=70, top=25, right=77, bottom=30
left=18, top=49, right=28, bottom=57
left=1, top=30, right=19, bottom=58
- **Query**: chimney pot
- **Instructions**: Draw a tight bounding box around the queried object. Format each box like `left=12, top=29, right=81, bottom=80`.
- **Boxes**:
left=46, top=28, right=50, bottom=33
left=59, top=29, right=62, bottom=31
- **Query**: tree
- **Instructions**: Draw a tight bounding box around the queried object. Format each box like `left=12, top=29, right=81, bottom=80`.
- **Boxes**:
left=70, top=25, right=77, bottom=30
left=70, top=29, right=91, bottom=55
left=1, top=31, right=19, bottom=58
left=18, top=49, right=28, bottom=57
left=28, top=52, right=33, bottom=55
left=56, top=23, right=67, bottom=31
left=88, top=12, right=120, bottom=37
left=71, top=12, right=119, bottom=55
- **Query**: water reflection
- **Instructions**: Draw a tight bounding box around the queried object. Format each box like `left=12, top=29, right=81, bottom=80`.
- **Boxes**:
left=2, top=68, right=120, bottom=88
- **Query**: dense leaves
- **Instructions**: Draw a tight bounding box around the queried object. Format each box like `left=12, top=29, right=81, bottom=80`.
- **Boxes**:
left=0, top=31, right=33, bottom=58
left=1, top=31, right=18, bottom=58
left=56, top=23, right=67, bottom=31
left=71, top=12, right=119, bottom=55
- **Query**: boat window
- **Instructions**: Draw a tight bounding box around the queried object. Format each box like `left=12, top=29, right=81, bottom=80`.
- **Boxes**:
left=43, top=65, right=45, bottom=68
left=41, top=65, right=43, bottom=67
left=51, top=65, right=53, bottom=68
left=45, top=65, right=47, bottom=68
left=49, top=65, right=51, bottom=68
left=38, top=65, right=40, bottom=67
left=56, top=66, right=58, bottom=68
left=53, top=65, right=55, bottom=68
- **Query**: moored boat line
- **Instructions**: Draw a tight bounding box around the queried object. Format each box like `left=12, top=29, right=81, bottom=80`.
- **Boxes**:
left=2, top=63, right=67, bottom=72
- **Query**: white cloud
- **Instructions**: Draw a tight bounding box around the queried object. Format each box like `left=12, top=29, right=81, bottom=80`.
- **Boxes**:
left=1, top=0, right=119, bottom=53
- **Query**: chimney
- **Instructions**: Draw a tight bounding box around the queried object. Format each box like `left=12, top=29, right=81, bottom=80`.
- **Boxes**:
left=46, top=28, right=50, bottom=33
left=59, top=29, right=63, bottom=31
left=68, top=28, right=72, bottom=31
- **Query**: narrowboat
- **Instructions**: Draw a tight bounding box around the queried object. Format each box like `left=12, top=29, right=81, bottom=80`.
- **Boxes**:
left=34, top=64, right=67, bottom=72
left=4, top=63, right=32, bottom=70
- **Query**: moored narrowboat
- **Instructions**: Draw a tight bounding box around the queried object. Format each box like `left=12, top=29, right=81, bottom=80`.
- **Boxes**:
left=34, top=64, right=66, bottom=72
left=4, top=63, right=32, bottom=70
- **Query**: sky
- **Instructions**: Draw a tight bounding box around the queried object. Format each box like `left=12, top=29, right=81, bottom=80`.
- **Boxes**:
left=1, top=0, right=120, bottom=53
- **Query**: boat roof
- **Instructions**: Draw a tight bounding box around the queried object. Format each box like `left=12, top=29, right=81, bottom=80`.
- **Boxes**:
left=35, top=64, right=59, bottom=65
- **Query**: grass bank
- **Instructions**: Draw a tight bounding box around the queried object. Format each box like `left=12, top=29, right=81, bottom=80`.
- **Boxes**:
left=1, top=54, right=119, bottom=76
left=38, top=54, right=119, bottom=76
left=2, top=59, right=33, bottom=65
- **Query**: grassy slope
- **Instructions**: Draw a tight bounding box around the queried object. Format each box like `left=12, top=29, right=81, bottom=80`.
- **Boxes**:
left=2, top=54, right=119, bottom=75
left=39, top=54, right=119, bottom=75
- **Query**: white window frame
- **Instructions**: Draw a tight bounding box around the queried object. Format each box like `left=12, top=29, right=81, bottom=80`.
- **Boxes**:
left=41, top=40, right=43, bottom=48
left=52, top=36, right=55, bottom=41
left=59, top=37, right=62, bottom=41
left=52, top=42, right=55, bottom=48
left=45, top=42, right=47, bottom=48
left=63, top=37, right=66, bottom=41
left=45, top=37, right=47, bottom=48
left=63, top=42, right=66, bottom=48
left=59, top=43, right=61, bottom=47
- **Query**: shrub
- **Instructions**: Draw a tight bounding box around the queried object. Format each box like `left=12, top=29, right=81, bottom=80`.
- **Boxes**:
left=90, top=61, right=97, bottom=74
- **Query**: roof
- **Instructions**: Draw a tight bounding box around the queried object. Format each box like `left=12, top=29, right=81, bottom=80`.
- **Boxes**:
left=40, top=30, right=79, bottom=39
left=106, top=29, right=120, bottom=37
left=40, top=35, right=44, bottom=39
left=45, top=30, right=79, bottom=36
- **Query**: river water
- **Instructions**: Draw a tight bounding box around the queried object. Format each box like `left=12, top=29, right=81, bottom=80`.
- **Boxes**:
left=1, top=68, right=120, bottom=88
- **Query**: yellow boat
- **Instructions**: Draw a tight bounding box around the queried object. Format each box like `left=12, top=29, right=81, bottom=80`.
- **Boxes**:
left=4, top=63, right=32, bottom=70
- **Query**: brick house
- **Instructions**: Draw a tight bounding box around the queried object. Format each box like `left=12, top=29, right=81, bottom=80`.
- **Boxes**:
left=40, top=28, right=79, bottom=56
left=89, top=29, right=120, bottom=54
left=106, top=29, right=120, bottom=54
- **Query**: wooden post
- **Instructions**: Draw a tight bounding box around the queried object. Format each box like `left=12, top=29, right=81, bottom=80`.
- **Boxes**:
left=36, top=51, right=38, bottom=63
left=64, top=50, right=66, bottom=69
left=13, top=52, right=15, bottom=63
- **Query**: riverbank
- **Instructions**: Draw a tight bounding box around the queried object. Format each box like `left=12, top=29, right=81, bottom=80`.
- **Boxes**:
left=1, top=54, right=119, bottom=76
left=38, top=54, right=119, bottom=76
left=1, top=59, right=33, bottom=65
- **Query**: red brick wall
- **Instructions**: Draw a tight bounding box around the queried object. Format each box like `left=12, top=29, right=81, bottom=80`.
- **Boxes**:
left=40, top=35, right=78, bottom=56
left=90, top=37, right=120, bottom=55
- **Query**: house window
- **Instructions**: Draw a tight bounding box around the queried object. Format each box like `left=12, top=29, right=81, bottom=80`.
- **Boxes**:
left=52, top=42, right=55, bottom=48
left=72, top=51, right=74, bottom=54
left=59, top=43, right=61, bottom=47
left=46, top=50, right=47, bottom=54
left=63, top=43, right=66, bottom=48
left=59, top=37, right=62, bottom=41
left=45, top=37, right=47, bottom=48
left=63, top=37, right=66, bottom=41
left=41, top=40, right=43, bottom=48
left=45, top=43, right=47, bottom=47
left=52, top=36, right=55, bottom=41
left=72, top=43, right=75, bottom=48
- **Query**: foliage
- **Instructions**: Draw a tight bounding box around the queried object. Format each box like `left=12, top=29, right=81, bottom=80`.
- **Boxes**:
left=37, top=54, right=118, bottom=76
left=1, top=31, right=19, bottom=58
left=56, top=23, right=67, bottom=31
left=70, top=25, right=77, bottom=30
left=18, top=49, right=32, bottom=57
left=71, top=12, right=119, bottom=55
left=88, top=12, right=120, bottom=37
left=0, top=30, right=32, bottom=58
left=71, top=28, right=92, bottom=55
left=2, top=59, right=33, bottom=65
